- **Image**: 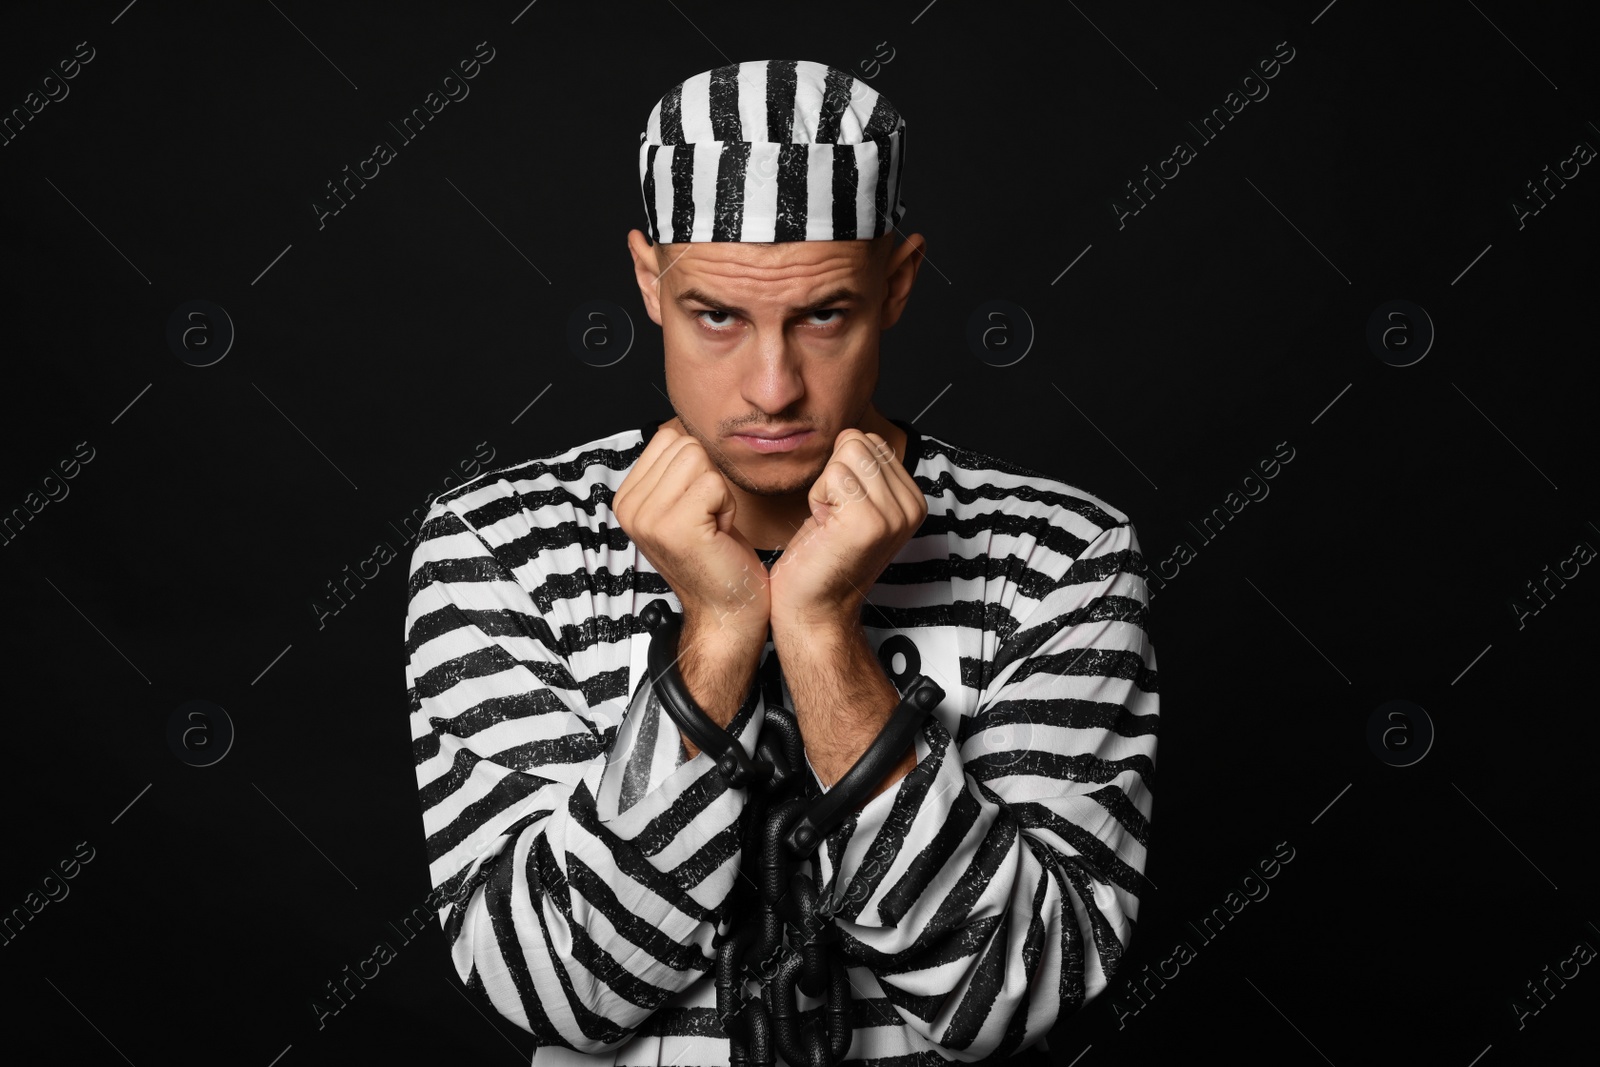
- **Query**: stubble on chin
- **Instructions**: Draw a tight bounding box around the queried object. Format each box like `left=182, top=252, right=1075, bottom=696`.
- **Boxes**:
left=719, top=451, right=830, bottom=498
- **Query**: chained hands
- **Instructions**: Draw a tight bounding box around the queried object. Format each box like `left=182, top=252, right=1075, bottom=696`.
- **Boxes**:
left=612, top=420, right=769, bottom=747
left=768, top=429, right=926, bottom=796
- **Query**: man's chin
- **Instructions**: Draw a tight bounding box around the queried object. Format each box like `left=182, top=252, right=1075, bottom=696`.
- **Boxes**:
left=724, top=459, right=829, bottom=498
left=736, top=477, right=815, bottom=498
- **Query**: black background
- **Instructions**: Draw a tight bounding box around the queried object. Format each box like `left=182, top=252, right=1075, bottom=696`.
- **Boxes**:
left=2, top=1, right=1595, bottom=1064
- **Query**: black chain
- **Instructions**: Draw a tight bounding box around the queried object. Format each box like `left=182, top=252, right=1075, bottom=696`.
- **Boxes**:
left=639, top=598, right=943, bottom=1067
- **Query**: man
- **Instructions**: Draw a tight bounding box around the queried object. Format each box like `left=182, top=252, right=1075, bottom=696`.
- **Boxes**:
left=405, top=59, right=1159, bottom=1066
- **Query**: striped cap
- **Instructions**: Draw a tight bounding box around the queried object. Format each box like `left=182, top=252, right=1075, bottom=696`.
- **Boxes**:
left=638, top=59, right=907, bottom=244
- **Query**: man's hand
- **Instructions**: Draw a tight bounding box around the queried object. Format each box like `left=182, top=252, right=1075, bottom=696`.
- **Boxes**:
left=768, top=429, right=927, bottom=632
left=611, top=419, right=771, bottom=660
left=766, top=428, right=926, bottom=795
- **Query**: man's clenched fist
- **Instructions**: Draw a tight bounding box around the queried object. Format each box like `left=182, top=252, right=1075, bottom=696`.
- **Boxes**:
left=768, top=429, right=927, bottom=630
left=611, top=420, right=770, bottom=649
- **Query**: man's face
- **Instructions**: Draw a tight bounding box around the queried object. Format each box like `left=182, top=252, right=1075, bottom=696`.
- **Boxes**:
left=628, top=231, right=909, bottom=498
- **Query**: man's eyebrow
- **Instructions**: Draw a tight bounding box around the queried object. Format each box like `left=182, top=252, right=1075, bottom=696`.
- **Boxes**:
left=674, top=286, right=863, bottom=317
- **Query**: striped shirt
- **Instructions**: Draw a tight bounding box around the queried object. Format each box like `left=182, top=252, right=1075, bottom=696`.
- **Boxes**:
left=405, top=415, right=1160, bottom=1066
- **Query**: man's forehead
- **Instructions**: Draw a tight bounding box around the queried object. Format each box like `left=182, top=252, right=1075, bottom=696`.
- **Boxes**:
left=656, top=240, right=875, bottom=298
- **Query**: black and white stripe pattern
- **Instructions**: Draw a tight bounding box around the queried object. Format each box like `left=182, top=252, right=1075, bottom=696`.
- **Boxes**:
left=639, top=59, right=907, bottom=244
left=405, top=417, right=1159, bottom=1065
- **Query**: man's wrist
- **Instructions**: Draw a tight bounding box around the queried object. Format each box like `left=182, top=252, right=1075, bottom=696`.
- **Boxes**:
left=773, top=617, right=912, bottom=790
left=672, top=614, right=765, bottom=761
left=769, top=611, right=860, bottom=659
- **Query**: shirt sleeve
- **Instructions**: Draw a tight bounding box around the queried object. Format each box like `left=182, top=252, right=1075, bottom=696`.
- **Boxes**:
left=405, top=498, right=765, bottom=1054
left=822, top=519, right=1159, bottom=1060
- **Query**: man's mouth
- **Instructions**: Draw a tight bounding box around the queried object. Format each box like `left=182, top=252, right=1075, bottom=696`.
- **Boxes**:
left=732, top=429, right=814, bottom=453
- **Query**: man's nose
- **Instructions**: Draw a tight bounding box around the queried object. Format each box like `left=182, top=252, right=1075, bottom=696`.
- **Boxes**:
left=742, top=330, right=806, bottom=411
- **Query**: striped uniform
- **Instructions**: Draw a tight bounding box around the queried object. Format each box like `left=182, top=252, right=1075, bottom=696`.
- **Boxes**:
left=638, top=58, right=908, bottom=244
left=405, top=416, right=1160, bottom=1066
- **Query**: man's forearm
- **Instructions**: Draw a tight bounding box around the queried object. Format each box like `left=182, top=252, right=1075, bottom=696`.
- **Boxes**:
left=674, top=617, right=762, bottom=760
left=773, top=621, right=918, bottom=804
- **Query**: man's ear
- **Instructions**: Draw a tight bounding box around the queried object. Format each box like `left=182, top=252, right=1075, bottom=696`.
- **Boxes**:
left=879, top=232, right=925, bottom=331
left=628, top=229, right=665, bottom=326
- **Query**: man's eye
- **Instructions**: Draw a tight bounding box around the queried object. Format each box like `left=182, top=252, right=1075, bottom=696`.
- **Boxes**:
left=807, top=309, right=846, bottom=327
left=696, top=309, right=736, bottom=330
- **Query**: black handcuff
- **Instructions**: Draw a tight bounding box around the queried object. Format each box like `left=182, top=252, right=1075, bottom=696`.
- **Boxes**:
left=638, top=597, right=944, bottom=1067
